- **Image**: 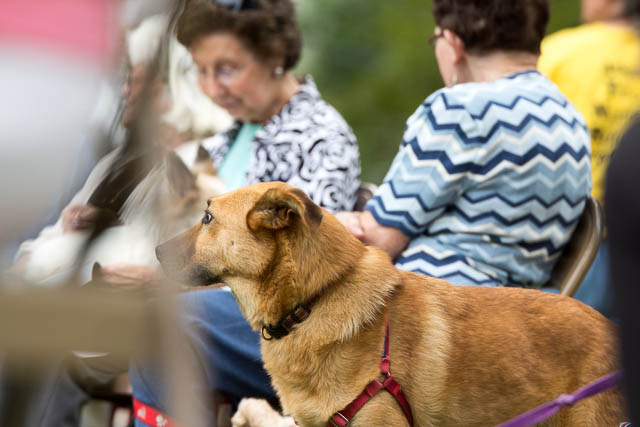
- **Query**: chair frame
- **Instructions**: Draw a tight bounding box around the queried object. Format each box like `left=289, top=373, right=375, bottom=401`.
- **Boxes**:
left=546, top=196, right=604, bottom=297
left=353, top=182, right=378, bottom=212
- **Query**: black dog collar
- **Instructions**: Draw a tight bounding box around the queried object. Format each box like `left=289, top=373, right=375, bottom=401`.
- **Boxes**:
left=261, top=296, right=319, bottom=340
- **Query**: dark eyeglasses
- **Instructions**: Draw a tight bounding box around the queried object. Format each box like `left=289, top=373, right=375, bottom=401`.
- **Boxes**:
left=427, top=30, right=444, bottom=46
left=214, top=0, right=258, bottom=11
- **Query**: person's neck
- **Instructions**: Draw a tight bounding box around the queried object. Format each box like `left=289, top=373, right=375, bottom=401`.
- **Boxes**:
left=592, top=17, right=634, bottom=27
left=458, top=51, right=539, bottom=84
left=253, top=74, right=300, bottom=124
left=584, top=2, right=630, bottom=27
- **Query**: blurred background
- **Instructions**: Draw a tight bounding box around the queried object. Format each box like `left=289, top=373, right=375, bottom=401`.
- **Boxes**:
left=5, top=0, right=635, bottom=426
left=0, top=1, right=596, bottom=426
left=296, top=0, right=582, bottom=183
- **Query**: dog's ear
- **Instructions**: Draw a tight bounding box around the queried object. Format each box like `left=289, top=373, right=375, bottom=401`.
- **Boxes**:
left=91, top=262, right=103, bottom=280
left=247, top=187, right=323, bottom=232
left=192, top=144, right=216, bottom=176
left=196, top=144, right=210, bottom=163
left=167, top=151, right=197, bottom=197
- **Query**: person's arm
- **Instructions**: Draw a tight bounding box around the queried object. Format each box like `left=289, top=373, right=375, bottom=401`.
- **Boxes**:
left=336, top=210, right=410, bottom=260
left=12, top=148, right=123, bottom=271
left=91, top=263, right=162, bottom=291
left=340, top=91, right=477, bottom=261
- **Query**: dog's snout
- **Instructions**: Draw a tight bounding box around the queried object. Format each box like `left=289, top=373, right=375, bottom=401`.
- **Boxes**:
left=156, top=239, right=182, bottom=266
left=155, top=231, right=195, bottom=271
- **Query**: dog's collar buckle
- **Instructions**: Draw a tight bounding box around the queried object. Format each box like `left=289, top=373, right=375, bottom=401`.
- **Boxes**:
left=261, top=326, right=274, bottom=341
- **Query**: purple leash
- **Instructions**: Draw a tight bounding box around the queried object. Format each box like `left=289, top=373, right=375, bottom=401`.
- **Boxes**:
left=497, top=371, right=623, bottom=427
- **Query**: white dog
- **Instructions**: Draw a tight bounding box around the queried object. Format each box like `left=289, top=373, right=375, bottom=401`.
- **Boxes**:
left=15, top=144, right=225, bottom=285
left=13, top=13, right=231, bottom=285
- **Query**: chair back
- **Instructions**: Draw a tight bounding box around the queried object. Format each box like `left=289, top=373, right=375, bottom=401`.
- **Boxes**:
left=353, top=182, right=378, bottom=211
left=546, top=196, right=604, bottom=297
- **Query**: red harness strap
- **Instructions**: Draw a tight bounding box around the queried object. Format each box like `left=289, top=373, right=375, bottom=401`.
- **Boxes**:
left=133, top=397, right=182, bottom=427
left=328, top=325, right=414, bottom=427
left=132, top=326, right=413, bottom=427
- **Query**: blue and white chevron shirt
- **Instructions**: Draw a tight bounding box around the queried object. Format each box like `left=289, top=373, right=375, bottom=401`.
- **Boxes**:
left=365, top=71, right=591, bottom=287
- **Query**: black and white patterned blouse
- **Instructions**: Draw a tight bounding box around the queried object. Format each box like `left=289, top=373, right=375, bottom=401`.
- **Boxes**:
left=203, top=76, right=361, bottom=213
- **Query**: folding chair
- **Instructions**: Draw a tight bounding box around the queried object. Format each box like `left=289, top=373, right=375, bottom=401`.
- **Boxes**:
left=353, top=182, right=378, bottom=211
left=544, top=196, right=604, bottom=297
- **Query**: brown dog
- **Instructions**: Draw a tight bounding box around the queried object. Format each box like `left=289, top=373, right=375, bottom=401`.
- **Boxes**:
left=156, top=182, right=625, bottom=426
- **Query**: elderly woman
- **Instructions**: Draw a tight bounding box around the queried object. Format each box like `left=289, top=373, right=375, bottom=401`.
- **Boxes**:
left=180, top=0, right=359, bottom=205
left=339, top=0, right=591, bottom=288
left=129, top=0, right=360, bottom=425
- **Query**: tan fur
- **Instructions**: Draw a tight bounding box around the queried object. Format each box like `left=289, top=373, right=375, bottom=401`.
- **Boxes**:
left=157, top=182, right=626, bottom=427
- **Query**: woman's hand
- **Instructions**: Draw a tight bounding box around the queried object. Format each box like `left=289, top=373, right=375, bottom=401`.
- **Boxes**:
left=335, top=210, right=410, bottom=261
left=92, top=263, right=162, bottom=292
left=61, top=204, right=102, bottom=233
left=335, top=211, right=365, bottom=239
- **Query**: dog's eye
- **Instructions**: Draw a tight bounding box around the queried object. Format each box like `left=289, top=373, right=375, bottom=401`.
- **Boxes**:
left=202, top=211, right=213, bottom=225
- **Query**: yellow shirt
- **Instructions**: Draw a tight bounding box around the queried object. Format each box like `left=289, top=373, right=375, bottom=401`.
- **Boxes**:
left=538, top=22, right=640, bottom=206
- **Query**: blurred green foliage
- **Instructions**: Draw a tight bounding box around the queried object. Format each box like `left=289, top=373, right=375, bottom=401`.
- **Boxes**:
left=297, top=0, right=582, bottom=183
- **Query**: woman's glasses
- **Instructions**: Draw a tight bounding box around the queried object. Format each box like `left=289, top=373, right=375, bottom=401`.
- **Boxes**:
left=214, top=0, right=258, bottom=11
left=428, top=29, right=444, bottom=47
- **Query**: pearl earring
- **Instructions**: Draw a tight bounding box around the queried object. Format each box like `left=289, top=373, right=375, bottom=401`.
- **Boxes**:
left=274, top=66, right=284, bottom=77
left=451, top=70, right=458, bottom=86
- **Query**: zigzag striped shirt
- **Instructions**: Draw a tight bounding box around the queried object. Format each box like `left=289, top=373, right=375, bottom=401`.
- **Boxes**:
left=366, top=71, right=591, bottom=287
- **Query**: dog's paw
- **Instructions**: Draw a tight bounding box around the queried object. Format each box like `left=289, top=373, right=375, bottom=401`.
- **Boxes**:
left=231, top=398, right=296, bottom=427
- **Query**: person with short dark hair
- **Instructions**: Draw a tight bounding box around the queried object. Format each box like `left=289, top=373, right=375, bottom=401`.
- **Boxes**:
left=177, top=0, right=302, bottom=72
left=174, top=0, right=359, bottom=207
left=338, top=0, right=591, bottom=289
left=432, top=0, right=549, bottom=55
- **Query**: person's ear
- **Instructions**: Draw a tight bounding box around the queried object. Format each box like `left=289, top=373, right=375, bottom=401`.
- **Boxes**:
left=442, top=29, right=465, bottom=65
left=269, top=57, right=286, bottom=78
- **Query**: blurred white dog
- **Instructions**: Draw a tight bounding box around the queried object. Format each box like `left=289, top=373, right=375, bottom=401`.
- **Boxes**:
left=12, top=15, right=231, bottom=285
left=15, top=145, right=226, bottom=284
left=127, top=14, right=232, bottom=139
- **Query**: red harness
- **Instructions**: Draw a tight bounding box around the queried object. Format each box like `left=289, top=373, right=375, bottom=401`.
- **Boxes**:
left=133, top=302, right=414, bottom=427
left=327, top=325, right=414, bottom=427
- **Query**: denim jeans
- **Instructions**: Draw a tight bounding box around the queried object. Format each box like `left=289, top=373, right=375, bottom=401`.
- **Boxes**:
left=129, top=288, right=275, bottom=427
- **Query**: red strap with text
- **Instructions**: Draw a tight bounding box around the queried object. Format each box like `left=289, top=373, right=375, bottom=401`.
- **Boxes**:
left=133, top=397, right=183, bottom=427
